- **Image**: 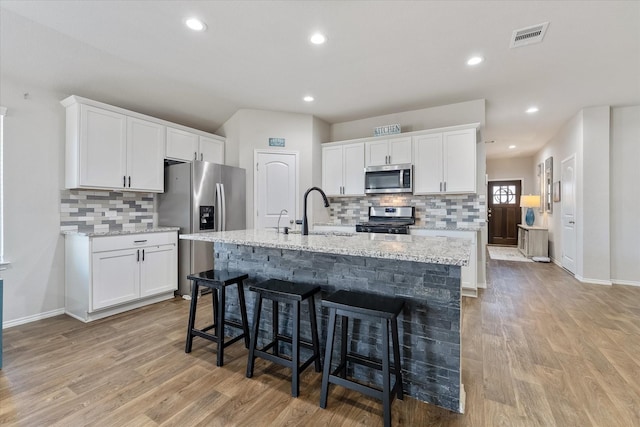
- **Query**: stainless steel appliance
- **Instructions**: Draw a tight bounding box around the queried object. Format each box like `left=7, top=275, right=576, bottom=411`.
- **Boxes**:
left=355, top=206, right=415, bottom=234
left=158, top=161, right=246, bottom=295
left=364, top=164, right=413, bottom=194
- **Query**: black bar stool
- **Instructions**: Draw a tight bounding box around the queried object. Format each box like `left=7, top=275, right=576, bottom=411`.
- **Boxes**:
left=320, top=290, right=405, bottom=427
left=185, top=269, right=250, bottom=367
left=246, top=279, right=322, bottom=397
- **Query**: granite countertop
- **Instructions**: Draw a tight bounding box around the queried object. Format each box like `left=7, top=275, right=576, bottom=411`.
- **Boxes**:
left=314, top=222, right=483, bottom=232
left=180, top=229, right=470, bottom=266
left=410, top=224, right=483, bottom=232
left=61, top=226, right=180, bottom=237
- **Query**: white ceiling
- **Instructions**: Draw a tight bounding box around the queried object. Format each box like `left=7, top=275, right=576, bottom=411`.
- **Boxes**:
left=1, top=1, right=639, bottom=159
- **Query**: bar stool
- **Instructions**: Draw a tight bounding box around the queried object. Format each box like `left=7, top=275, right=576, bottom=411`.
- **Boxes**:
left=320, top=290, right=405, bottom=427
left=246, top=279, right=322, bottom=397
left=185, top=269, right=250, bottom=367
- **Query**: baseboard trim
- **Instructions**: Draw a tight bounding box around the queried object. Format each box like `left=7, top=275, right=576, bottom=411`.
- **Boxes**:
left=575, top=275, right=612, bottom=286
left=476, top=281, right=487, bottom=289
left=2, top=308, right=65, bottom=329
left=612, top=279, right=640, bottom=287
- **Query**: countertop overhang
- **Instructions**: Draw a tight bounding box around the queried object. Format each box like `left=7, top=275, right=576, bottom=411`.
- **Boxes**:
left=180, top=229, right=470, bottom=266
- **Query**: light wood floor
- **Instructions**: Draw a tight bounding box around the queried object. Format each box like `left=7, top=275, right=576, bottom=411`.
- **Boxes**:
left=2, top=257, right=640, bottom=426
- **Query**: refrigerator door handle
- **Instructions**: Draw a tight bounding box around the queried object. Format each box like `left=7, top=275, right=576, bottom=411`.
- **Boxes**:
left=220, top=183, right=227, bottom=231
left=215, top=183, right=223, bottom=231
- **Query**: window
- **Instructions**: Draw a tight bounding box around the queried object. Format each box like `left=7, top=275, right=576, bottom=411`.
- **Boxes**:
left=0, top=106, right=5, bottom=266
left=492, top=184, right=517, bottom=204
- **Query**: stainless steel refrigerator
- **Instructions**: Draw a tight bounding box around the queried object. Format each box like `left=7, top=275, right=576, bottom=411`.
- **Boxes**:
left=158, top=161, right=246, bottom=296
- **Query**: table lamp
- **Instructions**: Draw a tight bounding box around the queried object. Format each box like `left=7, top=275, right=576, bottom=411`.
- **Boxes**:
left=520, top=195, right=540, bottom=226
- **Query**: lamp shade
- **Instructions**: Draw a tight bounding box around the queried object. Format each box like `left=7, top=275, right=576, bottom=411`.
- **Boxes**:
left=520, top=195, right=540, bottom=208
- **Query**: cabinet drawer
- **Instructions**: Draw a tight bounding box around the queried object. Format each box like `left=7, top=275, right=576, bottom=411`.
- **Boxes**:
left=92, top=232, right=177, bottom=253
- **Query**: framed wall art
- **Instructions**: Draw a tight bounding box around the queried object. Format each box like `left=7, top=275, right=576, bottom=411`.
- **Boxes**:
left=545, top=156, right=553, bottom=213
left=553, top=181, right=561, bottom=202
left=537, top=162, right=545, bottom=212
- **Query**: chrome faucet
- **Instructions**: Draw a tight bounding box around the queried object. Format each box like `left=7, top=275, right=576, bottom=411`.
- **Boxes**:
left=302, top=187, right=330, bottom=235
left=277, top=209, right=288, bottom=234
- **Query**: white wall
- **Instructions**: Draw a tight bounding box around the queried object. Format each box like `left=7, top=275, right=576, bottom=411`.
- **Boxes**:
left=486, top=156, right=535, bottom=225
left=581, top=106, right=610, bottom=283
left=533, top=105, right=637, bottom=285
left=486, top=156, right=535, bottom=193
left=534, top=111, right=583, bottom=265
left=217, top=109, right=329, bottom=228
left=312, top=116, right=331, bottom=223
left=610, top=106, right=640, bottom=285
left=0, top=77, right=66, bottom=325
left=330, top=100, right=486, bottom=141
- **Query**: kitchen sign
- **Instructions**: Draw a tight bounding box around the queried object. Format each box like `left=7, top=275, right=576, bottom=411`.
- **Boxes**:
left=374, top=124, right=401, bottom=137
left=268, top=138, right=285, bottom=147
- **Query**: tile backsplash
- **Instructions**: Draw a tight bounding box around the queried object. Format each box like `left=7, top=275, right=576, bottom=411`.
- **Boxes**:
left=327, top=194, right=485, bottom=228
left=60, top=189, right=155, bottom=233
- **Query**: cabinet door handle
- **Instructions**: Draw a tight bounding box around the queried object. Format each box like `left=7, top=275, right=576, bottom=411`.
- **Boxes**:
left=200, top=153, right=203, bottom=161
left=123, top=176, right=126, bottom=187
left=142, top=249, right=145, bottom=261
left=439, top=182, right=442, bottom=192
left=128, top=176, right=131, bottom=187
left=134, top=239, right=147, bottom=243
left=444, top=182, right=447, bottom=192
left=194, top=152, right=198, bottom=160
left=137, top=249, right=140, bottom=262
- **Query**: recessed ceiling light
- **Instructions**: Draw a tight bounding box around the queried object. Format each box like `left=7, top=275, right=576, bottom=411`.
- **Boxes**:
left=310, top=33, right=327, bottom=45
left=508, top=145, right=516, bottom=149
left=466, top=56, right=484, bottom=66
left=303, top=95, right=314, bottom=102
left=526, top=106, right=539, bottom=114
left=186, top=18, right=206, bottom=31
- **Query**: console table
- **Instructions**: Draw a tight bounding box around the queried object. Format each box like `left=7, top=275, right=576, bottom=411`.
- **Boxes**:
left=517, top=225, right=549, bottom=257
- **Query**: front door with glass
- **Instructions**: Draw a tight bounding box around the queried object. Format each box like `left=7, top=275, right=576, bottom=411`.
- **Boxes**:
left=488, top=180, right=522, bottom=245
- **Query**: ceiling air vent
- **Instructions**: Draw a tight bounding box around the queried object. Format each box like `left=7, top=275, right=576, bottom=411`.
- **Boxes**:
left=510, top=22, right=549, bottom=48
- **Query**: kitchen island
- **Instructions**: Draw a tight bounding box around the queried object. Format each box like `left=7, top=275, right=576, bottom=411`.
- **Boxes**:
left=180, top=229, right=470, bottom=413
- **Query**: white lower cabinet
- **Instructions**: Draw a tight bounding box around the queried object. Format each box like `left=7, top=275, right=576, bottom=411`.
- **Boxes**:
left=65, top=231, right=178, bottom=322
left=410, top=229, right=478, bottom=297
left=92, top=248, right=140, bottom=310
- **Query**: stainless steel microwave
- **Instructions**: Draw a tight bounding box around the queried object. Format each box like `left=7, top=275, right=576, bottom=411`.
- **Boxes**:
left=364, top=164, right=413, bottom=194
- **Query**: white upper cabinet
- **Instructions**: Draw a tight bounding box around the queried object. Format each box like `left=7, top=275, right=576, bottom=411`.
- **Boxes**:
left=67, top=104, right=164, bottom=192
left=365, top=136, right=412, bottom=166
left=62, top=95, right=224, bottom=193
left=413, top=127, right=476, bottom=194
left=389, top=137, right=413, bottom=164
left=322, top=142, right=365, bottom=197
left=165, top=128, right=225, bottom=164
left=126, top=117, right=165, bottom=192
left=413, top=133, right=444, bottom=194
left=322, top=145, right=344, bottom=196
left=343, top=143, right=366, bottom=195
left=199, top=135, right=225, bottom=164
left=165, top=127, right=199, bottom=161
left=443, top=128, right=476, bottom=193
left=76, top=104, right=127, bottom=190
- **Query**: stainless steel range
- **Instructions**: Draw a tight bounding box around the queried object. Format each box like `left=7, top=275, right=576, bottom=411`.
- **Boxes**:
left=355, top=206, right=415, bottom=234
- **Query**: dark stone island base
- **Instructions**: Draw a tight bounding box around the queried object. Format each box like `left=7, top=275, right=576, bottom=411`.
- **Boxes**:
left=214, top=242, right=462, bottom=413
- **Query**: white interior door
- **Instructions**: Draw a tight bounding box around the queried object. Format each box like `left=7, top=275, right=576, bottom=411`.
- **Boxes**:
left=255, top=151, right=298, bottom=229
left=561, top=155, right=577, bottom=273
